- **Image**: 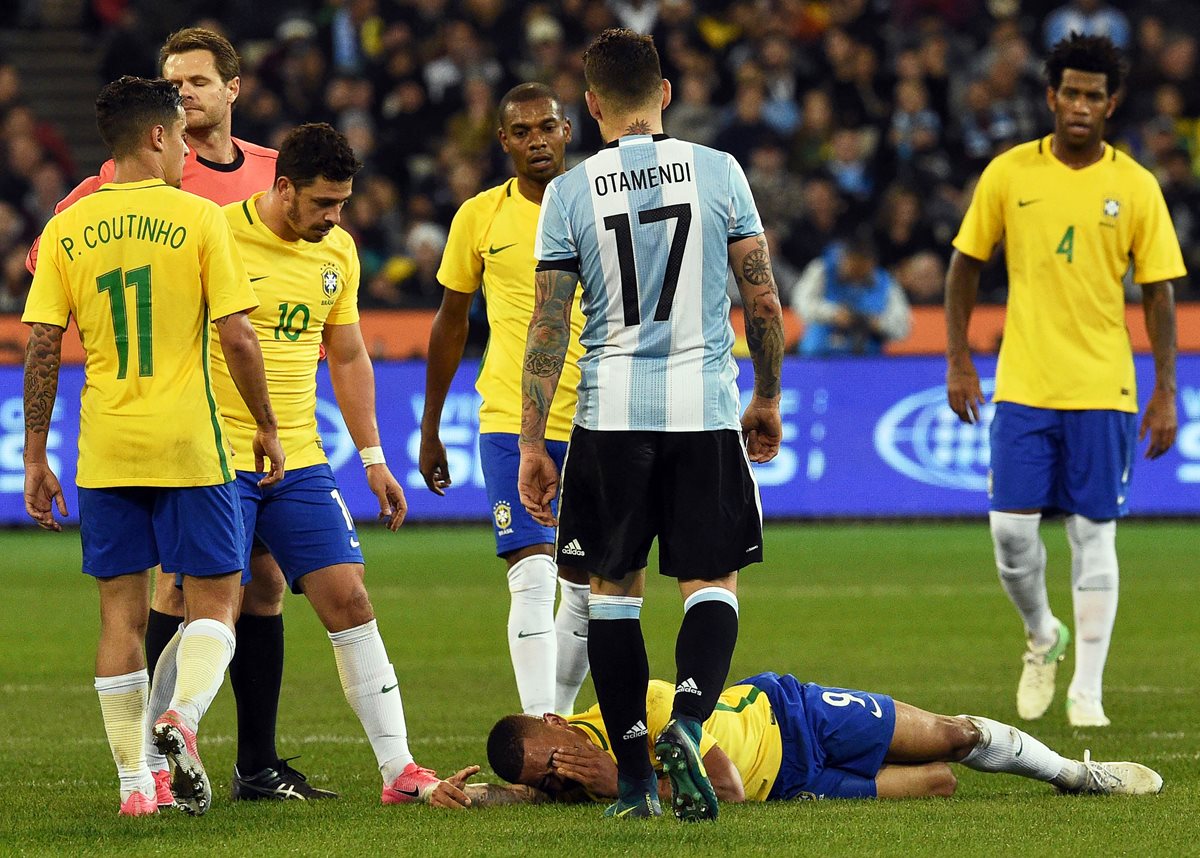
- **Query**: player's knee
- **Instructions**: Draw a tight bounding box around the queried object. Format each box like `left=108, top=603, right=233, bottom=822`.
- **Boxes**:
left=244, top=562, right=286, bottom=611
left=334, top=582, right=375, bottom=628
left=507, top=554, right=557, bottom=603
left=989, top=511, right=1041, bottom=572
left=1066, top=515, right=1117, bottom=564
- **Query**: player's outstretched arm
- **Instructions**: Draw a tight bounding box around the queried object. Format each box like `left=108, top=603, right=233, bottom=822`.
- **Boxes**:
left=22, top=322, right=67, bottom=531
left=1139, top=280, right=1178, bottom=459
left=325, top=321, right=406, bottom=529
left=215, top=311, right=284, bottom=485
left=944, top=250, right=986, bottom=424
left=730, top=233, right=784, bottom=463
left=463, top=782, right=555, bottom=807
left=420, top=288, right=474, bottom=496
left=518, top=267, right=578, bottom=526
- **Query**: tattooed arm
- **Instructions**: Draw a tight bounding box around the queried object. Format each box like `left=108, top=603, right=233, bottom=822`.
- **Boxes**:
left=214, top=310, right=285, bottom=485
left=1139, top=280, right=1177, bottom=459
left=463, top=783, right=555, bottom=807
left=23, top=322, right=67, bottom=530
left=729, top=234, right=784, bottom=463
left=517, top=266, right=579, bottom=525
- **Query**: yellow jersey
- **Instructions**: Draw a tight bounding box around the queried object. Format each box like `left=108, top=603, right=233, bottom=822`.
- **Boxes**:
left=568, top=680, right=783, bottom=802
left=953, top=137, right=1185, bottom=412
left=437, top=179, right=584, bottom=441
left=22, top=179, right=255, bottom=487
left=210, top=194, right=360, bottom=470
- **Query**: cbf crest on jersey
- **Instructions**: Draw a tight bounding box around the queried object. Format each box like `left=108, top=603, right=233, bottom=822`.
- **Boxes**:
left=320, top=262, right=341, bottom=305
left=1102, top=197, right=1121, bottom=223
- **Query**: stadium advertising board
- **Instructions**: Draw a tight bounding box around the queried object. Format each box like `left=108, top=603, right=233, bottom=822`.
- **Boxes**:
left=1, top=355, right=1198, bottom=523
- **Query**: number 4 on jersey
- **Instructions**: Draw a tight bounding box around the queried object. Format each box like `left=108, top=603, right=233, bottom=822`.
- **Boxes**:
left=1056, top=225, right=1075, bottom=264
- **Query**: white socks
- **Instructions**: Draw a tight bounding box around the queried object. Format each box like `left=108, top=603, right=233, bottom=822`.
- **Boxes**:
left=990, top=511, right=1057, bottom=646
left=506, top=554, right=558, bottom=715
left=554, top=577, right=591, bottom=715
left=169, top=619, right=235, bottom=732
left=145, top=624, right=182, bottom=772
left=960, top=715, right=1084, bottom=788
left=1066, top=515, right=1119, bottom=702
left=329, top=619, right=413, bottom=783
left=95, top=670, right=154, bottom=801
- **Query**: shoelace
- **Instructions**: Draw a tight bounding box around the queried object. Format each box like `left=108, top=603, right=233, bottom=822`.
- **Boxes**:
left=1081, top=749, right=1121, bottom=792
left=277, top=756, right=310, bottom=782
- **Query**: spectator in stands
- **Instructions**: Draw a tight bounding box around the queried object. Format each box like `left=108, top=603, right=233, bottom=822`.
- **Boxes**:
left=874, top=183, right=938, bottom=272
left=1160, top=147, right=1200, bottom=295
left=792, top=230, right=912, bottom=357
left=664, top=70, right=721, bottom=148
left=782, top=173, right=847, bottom=271
left=895, top=250, right=946, bottom=306
left=1042, top=0, right=1131, bottom=52
left=789, top=87, right=835, bottom=173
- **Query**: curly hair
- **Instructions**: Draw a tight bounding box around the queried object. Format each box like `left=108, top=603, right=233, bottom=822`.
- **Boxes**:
left=1044, top=32, right=1125, bottom=95
left=95, top=76, right=183, bottom=158
left=275, top=123, right=363, bottom=189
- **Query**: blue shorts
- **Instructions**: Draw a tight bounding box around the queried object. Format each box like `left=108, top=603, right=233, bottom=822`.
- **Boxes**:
left=78, top=482, right=244, bottom=579
left=237, top=464, right=364, bottom=593
left=989, top=403, right=1136, bottom=520
left=479, top=433, right=568, bottom=557
left=741, top=672, right=896, bottom=800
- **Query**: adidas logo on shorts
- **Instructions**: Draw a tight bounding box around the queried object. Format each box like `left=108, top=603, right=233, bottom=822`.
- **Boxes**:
left=623, top=720, right=648, bottom=740
left=676, top=677, right=702, bottom=696
left=561, top=539, right=586, bottom=557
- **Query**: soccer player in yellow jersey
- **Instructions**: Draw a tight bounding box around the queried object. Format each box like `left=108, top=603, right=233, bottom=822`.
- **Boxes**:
left=945, top=35, right=1184, bottom=729
left=475, top=671, right=1162, bottom=803
left=420, top=83, right=591, bottom=718
left=21, top=76, right=283, bottom=816
left=146, top=122, right=476, bottom=808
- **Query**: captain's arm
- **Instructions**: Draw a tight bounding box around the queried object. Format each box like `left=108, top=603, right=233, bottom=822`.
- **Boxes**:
left=462, top=783, right=560, bottom=807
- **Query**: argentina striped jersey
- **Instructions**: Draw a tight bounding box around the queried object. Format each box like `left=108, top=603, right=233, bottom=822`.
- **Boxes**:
left=534, top=134, right=763, bottom=432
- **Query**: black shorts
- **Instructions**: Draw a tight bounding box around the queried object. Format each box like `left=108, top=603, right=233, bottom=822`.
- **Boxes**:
left=556, top=427, right=764, bottom=581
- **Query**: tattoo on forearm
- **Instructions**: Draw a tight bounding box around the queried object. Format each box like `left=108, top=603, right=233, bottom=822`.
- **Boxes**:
left=463, top=783, right=549, bottom=806
left=23, top=323, right=64, bottom=437
left=522, top=269, right=578, bottom=441
left=624, top=119, right=652, bottom=135
left=733, top=238, right=784, bottom=398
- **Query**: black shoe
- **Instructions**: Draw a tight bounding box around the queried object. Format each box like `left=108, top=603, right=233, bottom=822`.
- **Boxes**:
left=231, top=758, right=338, bottom=801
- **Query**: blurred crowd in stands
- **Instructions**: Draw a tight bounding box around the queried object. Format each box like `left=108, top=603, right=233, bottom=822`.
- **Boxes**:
left=2, top=0, right=1199, bottom=349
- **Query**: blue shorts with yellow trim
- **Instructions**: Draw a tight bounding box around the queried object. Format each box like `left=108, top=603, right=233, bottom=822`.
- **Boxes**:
left=78, top=482, right=244, bottom=579
left=740, top=672, right=896, bottom=800
left=479, top=432, right=568, bottom=557
left=989, top=402, right=1136, bottom=520
left=236, top=463, right=364, bottom=593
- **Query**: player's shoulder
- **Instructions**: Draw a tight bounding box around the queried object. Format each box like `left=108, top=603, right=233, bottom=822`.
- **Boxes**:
left=1109, top=145, right=1160, bottom=188
left=325, top=224, right=359, bottom=255
left=461, top=181, right=513, bottom=214
left=986, top=138, right=1047, bottom=173
left=233, top=137, right=279, bottom=163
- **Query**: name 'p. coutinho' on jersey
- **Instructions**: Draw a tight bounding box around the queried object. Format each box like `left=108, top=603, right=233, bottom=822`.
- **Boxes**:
left=535, top=134, right=763, bottom=432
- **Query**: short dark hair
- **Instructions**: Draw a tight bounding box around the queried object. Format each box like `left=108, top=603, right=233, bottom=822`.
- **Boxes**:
left=159, top=27, right=241, bottom=83
left=498, top=82, right=561, bottom=130
left=487, top=715, right=534, bottom=784
left=582, top=28, right=662, bottom=111
left=275, top=123, right=363, bottom=189
left=1044, top=32, right=1125, bottom=95
left=95, top=76, right=183, bottom=159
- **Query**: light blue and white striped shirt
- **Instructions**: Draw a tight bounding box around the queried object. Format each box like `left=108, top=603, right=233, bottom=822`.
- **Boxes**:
left=535, top=133, right=763, bottom=432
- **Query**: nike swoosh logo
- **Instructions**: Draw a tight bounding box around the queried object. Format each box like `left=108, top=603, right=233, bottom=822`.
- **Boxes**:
left=1017, top=199, right=1041, bottom=207
left=1015, top=732, right=1023, bottom=757
left=393, top=786, right=420, bottom=798
left=350, top=538, right=360, bottom=548
left=573, top=631, right=588, bottom=639
left=381, top=683, right=398, bottom=694
left=518, top=629, right=551, bottom=638
left=250, top=275, right=269, bottom=282
left=869, top=696, right=882, bottom=719
left=487, top=242, right=517, bottom=254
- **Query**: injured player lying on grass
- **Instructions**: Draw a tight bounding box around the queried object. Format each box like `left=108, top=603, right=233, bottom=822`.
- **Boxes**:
left=461, top=673, right=1163, bottom=807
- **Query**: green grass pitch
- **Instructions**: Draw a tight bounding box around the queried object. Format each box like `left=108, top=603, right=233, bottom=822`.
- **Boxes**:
left=1, top=522, right=1197, bottom=856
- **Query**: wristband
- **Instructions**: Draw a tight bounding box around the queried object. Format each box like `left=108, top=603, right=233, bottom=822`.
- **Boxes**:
left=359, top=446, right=386, bottom=467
